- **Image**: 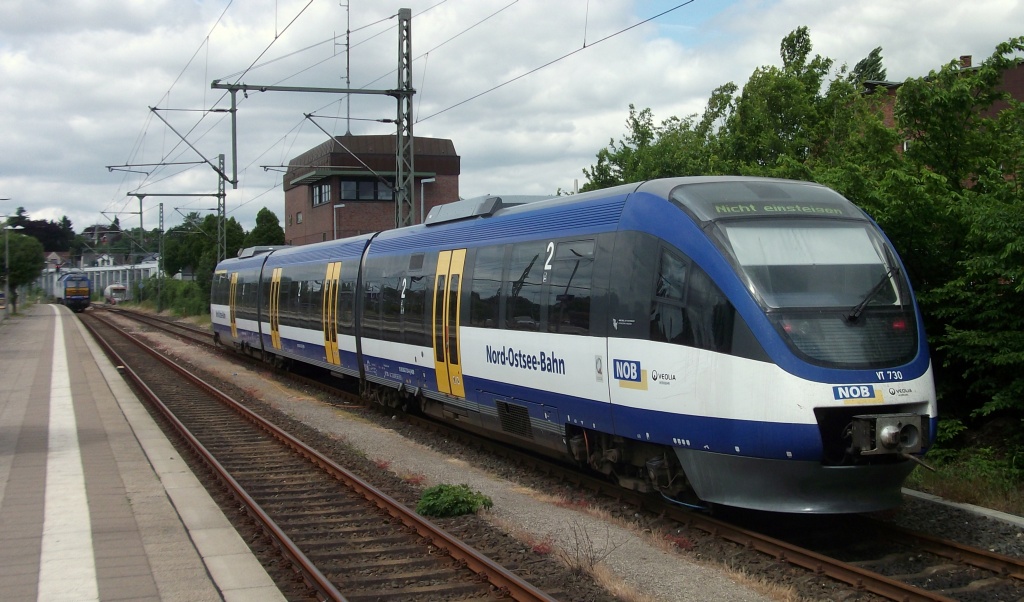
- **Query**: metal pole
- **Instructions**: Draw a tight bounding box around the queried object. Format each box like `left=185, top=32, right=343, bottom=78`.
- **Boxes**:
left=333, top=203, right=345, bottom=239
left=4, top=226, right=9, bottom=320
left=419, top=178, right=434, bottom=224
left=158, top=203, right=164, bottom=313
left=4, top=225, right=24, bottom=317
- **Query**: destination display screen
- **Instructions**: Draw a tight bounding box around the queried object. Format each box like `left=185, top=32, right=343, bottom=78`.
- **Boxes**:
left=669, top=180, right=864, bottom=223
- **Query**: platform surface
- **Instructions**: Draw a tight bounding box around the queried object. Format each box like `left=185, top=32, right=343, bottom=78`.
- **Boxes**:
left=0, top=304, right=284, bottom=602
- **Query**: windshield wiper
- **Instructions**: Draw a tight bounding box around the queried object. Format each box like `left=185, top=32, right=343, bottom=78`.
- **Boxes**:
left=848, top=266, right=900, bottom=322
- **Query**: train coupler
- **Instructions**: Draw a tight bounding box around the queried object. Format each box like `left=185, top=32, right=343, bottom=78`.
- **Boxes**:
left=850, top=413, right=925, bottom=456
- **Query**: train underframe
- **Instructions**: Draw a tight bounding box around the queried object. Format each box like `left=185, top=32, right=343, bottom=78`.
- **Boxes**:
left=218, top=344, right=929, bottom=513
left=357, top=379, right=930, bottom=513
left=357, top=379, right=693, bottom=501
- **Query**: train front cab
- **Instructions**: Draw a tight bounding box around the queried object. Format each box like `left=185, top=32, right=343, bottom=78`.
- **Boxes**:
left=211, top=251, right=274, bottom=354
left=59, top=274, right=92, bottom=313
left=613, top=178, right=937, bottom=513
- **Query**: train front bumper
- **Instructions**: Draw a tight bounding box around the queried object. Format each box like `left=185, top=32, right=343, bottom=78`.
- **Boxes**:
left=674, top=448, right=916, bottom=513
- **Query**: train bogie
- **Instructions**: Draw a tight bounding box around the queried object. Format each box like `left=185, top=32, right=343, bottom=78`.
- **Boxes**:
left=212, top=177, right=937, bottom=513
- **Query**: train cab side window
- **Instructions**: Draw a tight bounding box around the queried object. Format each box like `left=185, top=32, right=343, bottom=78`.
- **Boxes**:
left=650, top=249, right=735, bottom=353
left=470, top=246, right=504, bottom=328
left=650, top=251, right=690, bottom=344
left=687, top=269, right=734, bottom=353
left=546, top=240, right=594, bottom=334
left=212, top=273, right=229, bottom=305
left=505, top=241, right=546, bottom=331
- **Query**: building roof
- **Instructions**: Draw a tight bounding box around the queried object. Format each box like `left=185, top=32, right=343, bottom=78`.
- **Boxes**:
left=284, top=134, right=459, bottom=191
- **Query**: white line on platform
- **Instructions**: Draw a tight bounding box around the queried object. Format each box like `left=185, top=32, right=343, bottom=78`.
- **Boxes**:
left=38, top=305, right=98, bottom=601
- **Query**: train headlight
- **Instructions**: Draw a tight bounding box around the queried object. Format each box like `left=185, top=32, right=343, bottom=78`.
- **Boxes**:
left=851, top=413, right=924, bottom=456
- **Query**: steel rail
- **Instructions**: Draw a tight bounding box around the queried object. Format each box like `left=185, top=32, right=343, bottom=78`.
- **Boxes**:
left=86, top=312, right=556, bottom=602
left=870, top=521, right=1024, bottom=580
left=104, top=308, right=981, bottom=601
left=82, top=315, right=346, bottom=601
left=404, top=415, right=962, bottom=602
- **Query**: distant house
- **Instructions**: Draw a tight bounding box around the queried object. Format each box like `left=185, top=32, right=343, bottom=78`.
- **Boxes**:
left=81, top=224, right=122, bottom=245
left=44, top=251, right=71, bottom=271
left=283, top=134, right=461, bottom=246
left=864, top=55, right=1024, bottom=131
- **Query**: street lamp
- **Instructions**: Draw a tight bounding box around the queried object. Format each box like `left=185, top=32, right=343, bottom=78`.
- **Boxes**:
left=4, top=224, right=25, bottom=319
left=333, top=203, right=346, bottom=240
left=419, top=178, right=435, bottom=224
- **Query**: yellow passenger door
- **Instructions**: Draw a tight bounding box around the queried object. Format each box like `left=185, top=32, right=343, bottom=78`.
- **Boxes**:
left=432, top=249, right=466, bottom=398
left=322, top=262, right=341, bottom=365
left=229, top=272, right=238, bottom=338
left=269, top=268, right=282, bottom=350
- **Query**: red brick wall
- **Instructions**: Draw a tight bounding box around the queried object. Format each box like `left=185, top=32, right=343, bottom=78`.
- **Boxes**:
left=284, top=174, right=461, bottom=245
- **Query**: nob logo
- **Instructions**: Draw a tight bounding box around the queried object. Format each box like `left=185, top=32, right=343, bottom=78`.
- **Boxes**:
left=612, top=359, right=641, bottom=382
left=833, top=384, right=876, bottom=400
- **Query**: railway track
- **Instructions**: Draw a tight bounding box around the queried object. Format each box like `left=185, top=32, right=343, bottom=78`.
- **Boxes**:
left=80, top=310, right=557, bottom=602
left=102, top=306, right=215, bottom=347
left=98, top=308, right=1024, bottom=601
left=402, top=411, right=1024, bottom=602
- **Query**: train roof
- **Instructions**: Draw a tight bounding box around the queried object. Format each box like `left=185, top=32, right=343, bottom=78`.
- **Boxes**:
left=214, top=177, right=867, bottom=270
left=57, top=271, right=90, bottom=282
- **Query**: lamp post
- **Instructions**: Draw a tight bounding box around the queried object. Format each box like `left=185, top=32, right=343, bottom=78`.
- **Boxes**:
left=333, top=203, right=346, bottom=240
left=4, top=224, right=24, bottom=319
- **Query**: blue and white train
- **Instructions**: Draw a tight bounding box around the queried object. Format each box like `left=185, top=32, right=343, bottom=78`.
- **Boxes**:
left=212, top=176, right=936, bottom=513
left=55, top=271, right=92, bottom=312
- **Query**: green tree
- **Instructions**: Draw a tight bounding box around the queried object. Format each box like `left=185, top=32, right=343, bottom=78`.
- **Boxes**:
left=582, top=30, right=1024, bottom=435
left=162, top=213, right=243, bottom=280
left=243, top=208, right=285, bottom=247
left=5, top=207, right=74, bottom=252
left=848, top=46, right=887, bottom=83
left=723, top=26, right=833, bottom=174
left=2, top=232, right=44, bottom=312
left=913, top=37, right=1024, bottom=418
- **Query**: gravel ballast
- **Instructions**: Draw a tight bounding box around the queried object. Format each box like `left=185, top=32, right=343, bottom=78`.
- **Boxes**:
left=139, top=319, right=1024, bottom=602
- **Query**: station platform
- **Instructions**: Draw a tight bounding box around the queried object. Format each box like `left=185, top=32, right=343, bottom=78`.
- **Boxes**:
left=0, top=304, right=285, bottom=602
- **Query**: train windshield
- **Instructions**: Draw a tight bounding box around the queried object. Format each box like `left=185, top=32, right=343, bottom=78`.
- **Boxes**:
left=717, top=219, right=916, bottom=368
left=718, top=221, right=904, bottom=310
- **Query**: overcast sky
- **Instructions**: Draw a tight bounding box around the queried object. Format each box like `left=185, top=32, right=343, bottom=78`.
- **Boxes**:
left=1, top=0, right=1021, bottom=235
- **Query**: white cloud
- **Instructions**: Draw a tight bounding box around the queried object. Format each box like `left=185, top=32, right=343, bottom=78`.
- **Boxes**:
left=0, top=0, right=1021, bottom=235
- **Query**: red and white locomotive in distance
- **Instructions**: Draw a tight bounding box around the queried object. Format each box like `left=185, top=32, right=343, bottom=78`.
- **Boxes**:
left=212, top=176, right=936, bottom=513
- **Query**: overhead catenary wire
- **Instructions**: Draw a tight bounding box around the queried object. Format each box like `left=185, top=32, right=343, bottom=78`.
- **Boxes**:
left=111, top=0, right=700, bottom=233
left=419, top=0, right=696, bottom=122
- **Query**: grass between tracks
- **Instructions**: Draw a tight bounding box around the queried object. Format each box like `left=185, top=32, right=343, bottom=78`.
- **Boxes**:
left=905, top=444, right=1024, bottom=516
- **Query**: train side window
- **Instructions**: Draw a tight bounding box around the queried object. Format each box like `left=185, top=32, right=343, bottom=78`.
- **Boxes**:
left=306, top=277, right=324, bottom=332
left=338, top=261, right=359, bottom=336
left=404, top=274, right=430, bottom=346
left=470, top=246, right=504, bottom=328
left=379, top=255, right=407, bottom=343
left=505, top=241, right=546, bottom=331
left=361, top=257, right=383, bottom=339
left=276, top=273, right=292, bottom=327
left=546, top=239, right=594, bottom=334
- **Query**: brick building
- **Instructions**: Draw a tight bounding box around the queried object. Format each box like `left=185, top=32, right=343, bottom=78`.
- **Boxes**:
left=283, top=135, right=460, bottom=246
left=863, top=55, right=1024, bottom=129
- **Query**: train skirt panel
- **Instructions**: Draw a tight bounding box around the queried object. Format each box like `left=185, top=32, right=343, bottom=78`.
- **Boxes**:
left=674, top=448, right=915, bottom=513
